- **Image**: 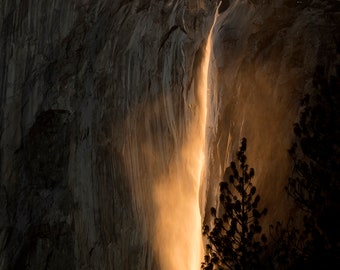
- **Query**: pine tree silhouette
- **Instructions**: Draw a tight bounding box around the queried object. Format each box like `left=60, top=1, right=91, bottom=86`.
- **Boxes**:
left=202, top=138, right=268, bottom=270
left=276, top=65, right=340, bottom=268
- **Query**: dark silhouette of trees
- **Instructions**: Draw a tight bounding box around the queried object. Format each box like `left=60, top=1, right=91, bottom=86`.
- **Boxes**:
left=272, top=65, right=340, bottom=268
left=202, top=138, right=268, bottom=270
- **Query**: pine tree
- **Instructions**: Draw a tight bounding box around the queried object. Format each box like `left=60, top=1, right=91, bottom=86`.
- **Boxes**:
left=202, top=138, right=268, bottom=270
left=280, top=65, right=340, bottom=268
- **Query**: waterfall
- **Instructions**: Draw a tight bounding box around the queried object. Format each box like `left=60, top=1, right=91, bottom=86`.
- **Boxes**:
left=152, top=5, right=220, bottom=270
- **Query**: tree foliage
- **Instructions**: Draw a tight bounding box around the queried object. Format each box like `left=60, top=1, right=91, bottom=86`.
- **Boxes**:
left=275, top=65, right=340, bottom=268
left=202, top=138, right=268, bottom=270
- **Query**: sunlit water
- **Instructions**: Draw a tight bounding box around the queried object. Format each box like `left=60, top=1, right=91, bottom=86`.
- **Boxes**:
left=153, top=6, right=220, bottom=270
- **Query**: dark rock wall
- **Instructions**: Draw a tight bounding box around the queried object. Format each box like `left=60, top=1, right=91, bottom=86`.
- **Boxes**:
left=1, top=0, right=218, bottom=269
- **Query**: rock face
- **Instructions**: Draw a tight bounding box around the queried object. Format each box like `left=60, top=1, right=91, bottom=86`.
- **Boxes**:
left=0, top=1, right=218, bottom=269
left=0, top=0, right=339, bottom=269
left=205, top=0, right=340, bottom=228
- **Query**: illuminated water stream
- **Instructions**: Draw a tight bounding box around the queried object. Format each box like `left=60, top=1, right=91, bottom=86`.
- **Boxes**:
left=153, top=6, right=219, bottom=270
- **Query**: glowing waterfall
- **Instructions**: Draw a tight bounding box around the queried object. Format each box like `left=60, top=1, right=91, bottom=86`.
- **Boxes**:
left=153, top=7, right=219, bottom=270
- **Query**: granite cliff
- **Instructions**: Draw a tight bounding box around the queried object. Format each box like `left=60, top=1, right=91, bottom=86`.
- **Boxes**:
left=1, top=0, right=339, bottom=269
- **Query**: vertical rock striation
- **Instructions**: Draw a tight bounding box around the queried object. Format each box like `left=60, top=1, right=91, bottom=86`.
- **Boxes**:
left=1, top=0, right=218, bottom=269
